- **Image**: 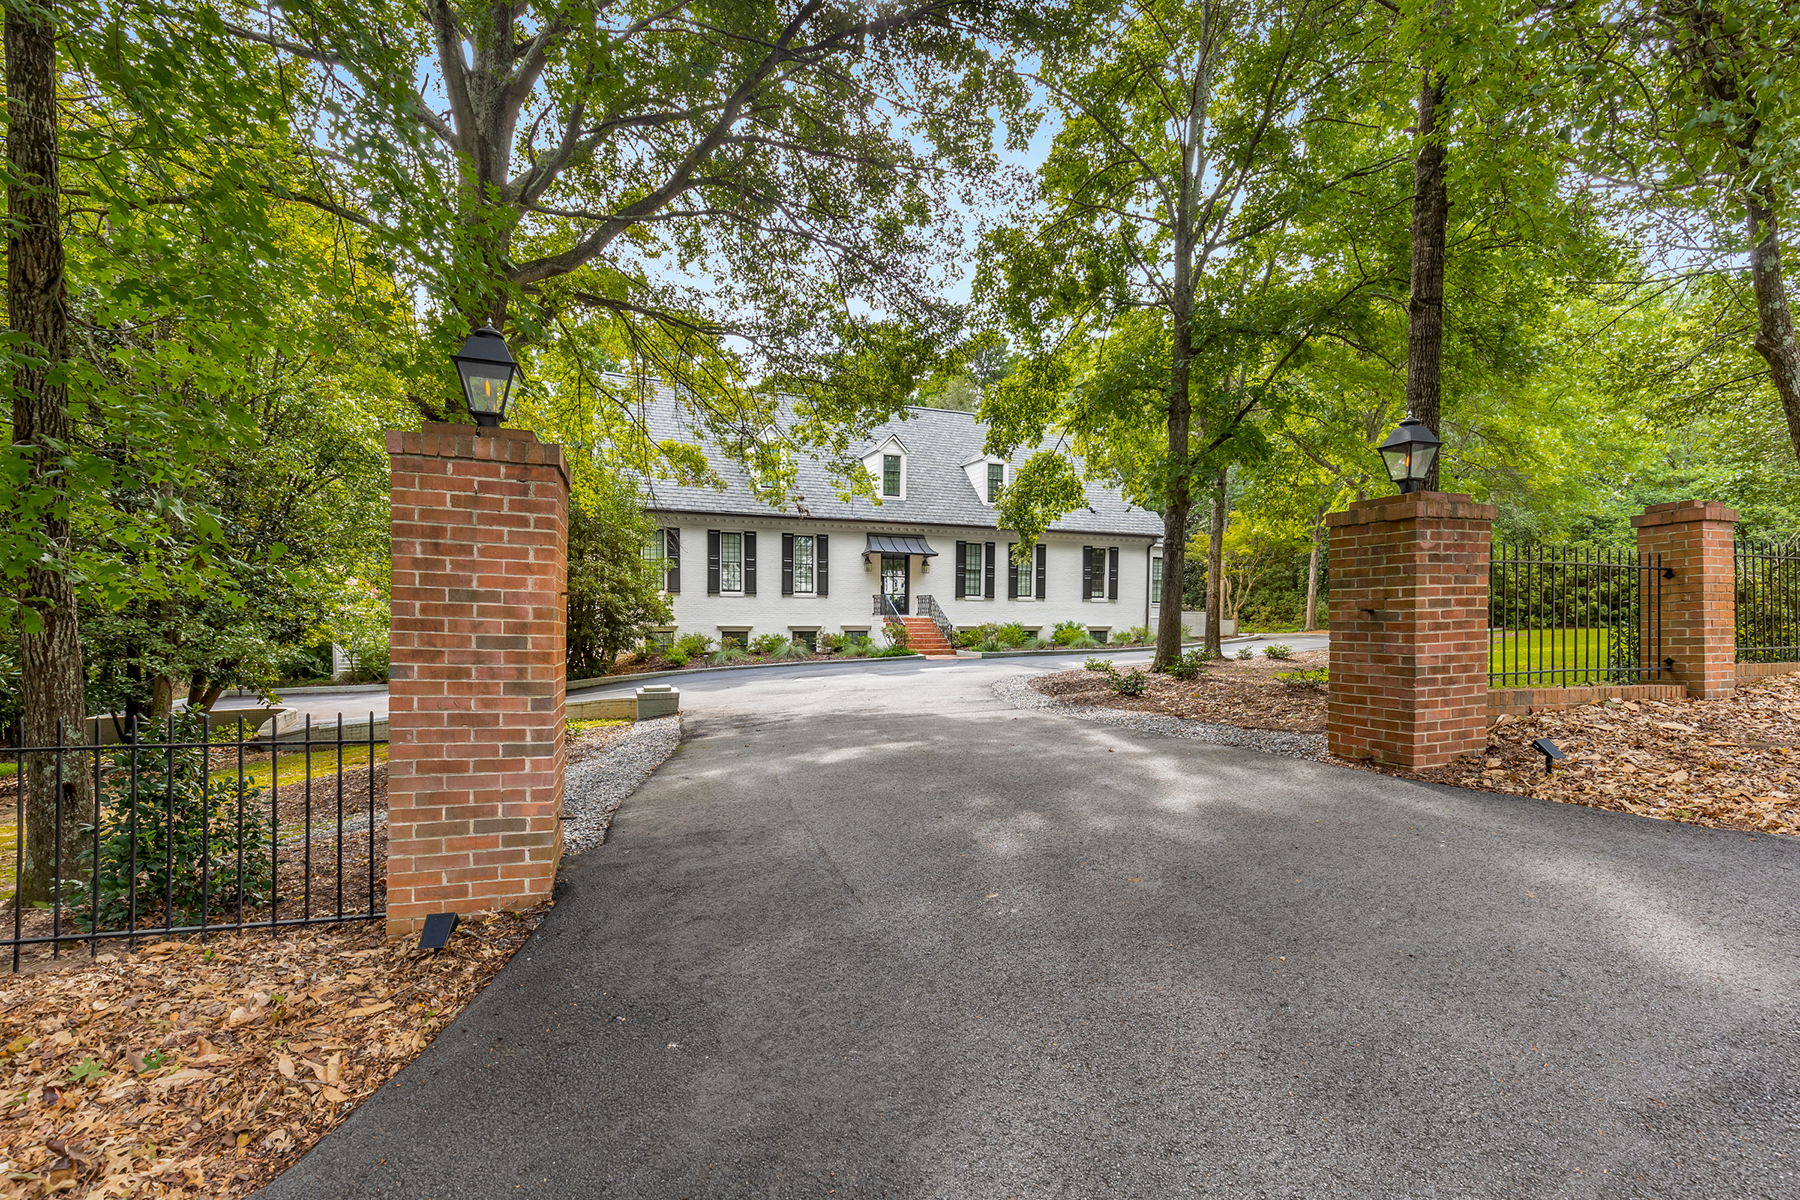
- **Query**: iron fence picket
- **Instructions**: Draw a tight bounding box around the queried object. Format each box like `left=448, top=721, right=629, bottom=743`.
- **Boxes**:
left=1737, top=537, right=1800, bottom=662
left=1488, top=544, right=1666, bottom=688
left=0, top=716, right=387, bottom=969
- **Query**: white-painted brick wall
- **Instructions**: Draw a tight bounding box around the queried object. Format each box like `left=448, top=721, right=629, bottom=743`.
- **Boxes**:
left=650, top=518, right=1158, bottom=643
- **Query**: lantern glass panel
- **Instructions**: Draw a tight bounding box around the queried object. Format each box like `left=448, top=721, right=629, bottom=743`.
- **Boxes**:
left=458, top=361, right=514, bottom=417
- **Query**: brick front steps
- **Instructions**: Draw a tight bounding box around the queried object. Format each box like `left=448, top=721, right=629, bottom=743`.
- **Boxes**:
left=900, top=617, right=957, bottom=658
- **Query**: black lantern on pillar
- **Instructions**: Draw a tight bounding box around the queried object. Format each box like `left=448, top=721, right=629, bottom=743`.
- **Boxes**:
left=451, top=326, right=521, bottom=428
left=1376, top=416, right=1440, bottom=494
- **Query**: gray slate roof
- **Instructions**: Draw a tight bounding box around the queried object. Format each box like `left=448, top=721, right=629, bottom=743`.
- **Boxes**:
left=632, top=382, right=1163, bottom=539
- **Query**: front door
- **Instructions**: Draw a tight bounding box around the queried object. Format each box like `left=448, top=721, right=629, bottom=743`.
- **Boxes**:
left=881, top=554, right=910, bottom=615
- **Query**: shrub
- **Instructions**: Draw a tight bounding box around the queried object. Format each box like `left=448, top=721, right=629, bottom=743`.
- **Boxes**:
left=1051, top=620, right=1089, bottom=646
left=871, top=644, right=916, bottom=657
left=818, top=632, right=843, bottom=654
left=663, top=650, right=690, bottom=668
left=1235, top=647, right=1255, bottom=660
left=1116, top=625, right=1151, bottom=645
left=1162, top=648, right=1216, bottom=681
left=749, top=633, right=786, bottom=656
left=976, top=638, right=1003, bottom=653
left=1110, top=667, right=1149, bottom=696
left=1275, top=668, right=1329, bottom=689
left=841, top=639, right=868, bottom=658
left=882, top=622, right=911, bottom=650
left=674, top=632, right=715, bottom=658
left=1084, top=657, right=1117, bottom=674
left=957, top=621, right=1031, bottom=649
left=1018, top=636, right=1047, bottom=650
left=708, top=646, right=748, bottom=666
left=1262, top=643, right=1294, bottom=660
left=74, top=713, right=274, bottom=930
left=769, top=639, right=810, bottom=660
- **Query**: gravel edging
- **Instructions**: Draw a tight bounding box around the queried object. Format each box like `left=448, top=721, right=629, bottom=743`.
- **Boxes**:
left=562, top=714, right=683, bottom=855
left=993, top=674, right=1326, bottom=760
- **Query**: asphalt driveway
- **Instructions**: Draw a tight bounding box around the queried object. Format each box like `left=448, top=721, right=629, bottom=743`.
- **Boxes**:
left=259, top=655, right=1800, bottom=1199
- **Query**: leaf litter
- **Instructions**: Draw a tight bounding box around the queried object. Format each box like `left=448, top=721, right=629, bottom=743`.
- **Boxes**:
left=1343, top=672, right=1800, bottom=835
left=0, top=907, right=544, bottom=1198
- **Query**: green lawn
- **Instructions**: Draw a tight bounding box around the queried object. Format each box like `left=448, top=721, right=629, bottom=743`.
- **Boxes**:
left=1488, top=627, right=1625, bottom=686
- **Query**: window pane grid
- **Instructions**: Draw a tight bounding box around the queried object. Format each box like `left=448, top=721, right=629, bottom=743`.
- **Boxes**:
left=883, top=454, right=900, bottom=496
left=794, top=535, right=814, bottom=593
left=721, top=532, right=743, bottom=592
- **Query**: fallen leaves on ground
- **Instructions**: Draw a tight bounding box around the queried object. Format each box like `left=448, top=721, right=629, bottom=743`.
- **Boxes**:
left=1342, top=672, right=1800, bottom=836
left=0, top=908, right=544, bottom=1198
left=1032, top=649, right=1328, bottom=732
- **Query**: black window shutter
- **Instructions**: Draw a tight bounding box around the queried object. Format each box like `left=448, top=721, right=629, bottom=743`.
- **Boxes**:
left=707, top=530, right=721, bottom=595
left=744, top=531, right=758, bottom=595
left=782, top=533, right=795, bottom=596
left=1108, top=547, right=1119, bottom=600
left=984, top=542, right=995, bottom=599
left=1007, top=544, right=1019, bottom=599
left=666, top=528, right=681, bottom=594
left=816, top=534, right=829, bottom=596
left=1035, top=543, right=1047, bottom=599
left=1082, top=545, right=1093, bottom=599
left=954, top=541, right=967, bottom=599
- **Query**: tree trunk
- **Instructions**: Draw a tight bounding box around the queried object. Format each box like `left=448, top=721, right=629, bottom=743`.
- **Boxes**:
left=1303, top=514, right=1325, bottom=631
left=1747, top=194, right=1800, bottom=462
left=1205, top=467, right=1227, bottom=653
left=1406, top=73, right=1449, bottom=492
left=8, top=0, right=89, bottom=904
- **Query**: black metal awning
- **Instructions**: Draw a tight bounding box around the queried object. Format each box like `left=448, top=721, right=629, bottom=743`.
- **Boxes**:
left=866, top=534, right=938, bottom=558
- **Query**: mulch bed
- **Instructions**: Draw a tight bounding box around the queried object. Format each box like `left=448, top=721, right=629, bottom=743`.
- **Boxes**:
left=0, top=908, right=545, bottom=1198
left=1032, top=649, right=1328, bottom=732
left=1357, top=672, right=1800, bottom=836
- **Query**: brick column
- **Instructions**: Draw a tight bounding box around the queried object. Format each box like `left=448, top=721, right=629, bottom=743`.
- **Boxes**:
left=386, top=424, right=569, bottom=937
left=1327, top=493, right=1495, bottom=769
left=1631, top=500, right=1738, bottom=700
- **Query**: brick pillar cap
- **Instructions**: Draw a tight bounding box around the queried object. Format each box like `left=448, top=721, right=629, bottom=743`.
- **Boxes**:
left=1631, top=499, right=1739, bottom=528
left=1326, top=491, right=1496, bottom=528
left=385, top=422, right=571, bottom=487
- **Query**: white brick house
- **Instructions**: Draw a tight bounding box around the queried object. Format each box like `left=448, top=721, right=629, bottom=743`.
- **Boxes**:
left=636, top=391, right=1165, bottom=648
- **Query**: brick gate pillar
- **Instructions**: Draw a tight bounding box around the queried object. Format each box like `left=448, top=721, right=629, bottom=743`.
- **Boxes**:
left=1631, top=500, right=1738, bottom=700
left=385, top=424, right=570, bottom=937
left=1326, top=493, right=1495, bottom=769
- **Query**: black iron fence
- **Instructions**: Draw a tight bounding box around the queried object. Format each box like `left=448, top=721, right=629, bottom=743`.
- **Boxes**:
left=1736, top=537, right=1800, bottom=662
left=1488, top=545, right=1668, bottom=688
left=3, top=712, right=385, bottom=970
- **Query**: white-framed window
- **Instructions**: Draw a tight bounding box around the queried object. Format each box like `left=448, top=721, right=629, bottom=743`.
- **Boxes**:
left=720, top=628, right=750, bottom=649
left=1089, top=628, right=1110, bottom=644
left=1151, top=556, right=1163, bottom=603
left=790, top=628, right=818, bottom=652
left=986, top=462, right=1004, bottom=503
left=720, top=532, right=744, bottom=593
left=643, top=529, right=665, bottom=565
left=793, top=534, right=816, bottom=594
left=882, top=454, right=902, bottom=497
left=1013, top=553, right=1033, bottom=600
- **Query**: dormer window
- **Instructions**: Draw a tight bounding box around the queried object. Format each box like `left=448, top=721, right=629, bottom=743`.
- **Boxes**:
left=986, top=462, right=1004, bottom=503
left=883, top=454, right=901, bottom=497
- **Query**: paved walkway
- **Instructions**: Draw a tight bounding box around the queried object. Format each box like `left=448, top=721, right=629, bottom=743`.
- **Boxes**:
left=259, top=651, right=1800, bottom=1199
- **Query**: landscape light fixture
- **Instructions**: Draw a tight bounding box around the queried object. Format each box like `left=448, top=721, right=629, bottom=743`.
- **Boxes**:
left=417, top=911, right=460, bottom=952
left=1376, top=416, right=1440, bottom=494
left=1530, top=737, right=1566, bottom=775
left=451, top=325, right=521, bottom=428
